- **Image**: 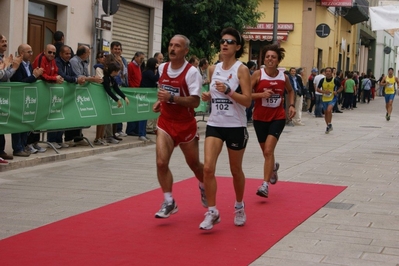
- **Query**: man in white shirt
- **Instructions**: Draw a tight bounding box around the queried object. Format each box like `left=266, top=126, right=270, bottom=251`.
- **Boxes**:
left=313, top=68, right=325, bottom=117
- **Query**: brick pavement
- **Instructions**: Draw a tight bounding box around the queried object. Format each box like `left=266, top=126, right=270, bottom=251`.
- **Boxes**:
left=1, top=97, right=399, bottom=265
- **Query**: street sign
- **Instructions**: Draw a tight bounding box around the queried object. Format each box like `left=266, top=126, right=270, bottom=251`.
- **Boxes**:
left=315, top=23, right=330, bottom=38
left=95, top=18, right=112, bottom=31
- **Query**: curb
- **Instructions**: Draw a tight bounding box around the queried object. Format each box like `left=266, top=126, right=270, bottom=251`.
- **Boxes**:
left=0, top=140, right=154, bottom=172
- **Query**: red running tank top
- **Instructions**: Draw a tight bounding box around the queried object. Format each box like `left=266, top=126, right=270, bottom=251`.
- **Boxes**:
left=159, top=62, right=195, bottom=122
left=253, top=69, right=286, bottom=122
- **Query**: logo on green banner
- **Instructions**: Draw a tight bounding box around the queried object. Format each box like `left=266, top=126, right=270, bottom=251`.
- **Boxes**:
left=48, top=87, right=65, bottom=120
left=0, top=87, right=10, bottom=124
left=23, top=87, right=38, bottom=123
left=136, top=92, right=150, bottom=113
left=109, top=96, right=126, bottom=115
left=75, top=87, right=97, bottom=117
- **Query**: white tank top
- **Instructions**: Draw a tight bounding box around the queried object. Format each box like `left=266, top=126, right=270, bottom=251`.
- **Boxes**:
left=207, top=60, right=247, bottom=127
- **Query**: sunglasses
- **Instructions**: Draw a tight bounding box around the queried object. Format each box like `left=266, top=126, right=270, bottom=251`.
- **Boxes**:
left=220, top=39, right=237, bottom=45
left=47, top=51, right=56, bottom=55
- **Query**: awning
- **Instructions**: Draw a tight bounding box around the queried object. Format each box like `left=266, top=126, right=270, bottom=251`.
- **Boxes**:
left=369, top=5, right=399, bottom=31
left=242, top=31, right=289, bottom=42
left=342, top=6, right=369, bottom=25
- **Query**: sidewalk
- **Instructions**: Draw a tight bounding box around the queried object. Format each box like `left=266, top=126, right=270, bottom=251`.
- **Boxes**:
left=1, top=97, right=399, bottom=265
left=0, top=120, right=209, bottom=172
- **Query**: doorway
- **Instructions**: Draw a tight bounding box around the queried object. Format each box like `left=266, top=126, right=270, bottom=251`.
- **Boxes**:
left=28, top=1, right=57, bottom=59
left=28, top=15, right=57, bottom=59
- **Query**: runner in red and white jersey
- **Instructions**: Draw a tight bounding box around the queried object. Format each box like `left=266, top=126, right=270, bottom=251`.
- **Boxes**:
left=153, top=34, right=205, bottom=219
left=251, top=44, right=295, bottom=198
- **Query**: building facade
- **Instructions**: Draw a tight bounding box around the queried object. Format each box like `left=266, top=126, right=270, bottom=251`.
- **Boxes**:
left=243, top=0, right=371, bottom=77
left=0, top=0, right=163, bottom=73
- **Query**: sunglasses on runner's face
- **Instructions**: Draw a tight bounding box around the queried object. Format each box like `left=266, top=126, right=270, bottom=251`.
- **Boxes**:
left=220, top=39, right=237, bottom=45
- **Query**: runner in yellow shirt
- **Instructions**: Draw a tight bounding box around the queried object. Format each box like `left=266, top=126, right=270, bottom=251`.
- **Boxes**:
left=380, top=67, right=399, bottom=121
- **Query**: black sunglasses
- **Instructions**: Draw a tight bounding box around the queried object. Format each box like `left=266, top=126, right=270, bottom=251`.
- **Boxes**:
left=220, top=39, right=237, bottom=45
left=47, top=51, right=56, bottom=55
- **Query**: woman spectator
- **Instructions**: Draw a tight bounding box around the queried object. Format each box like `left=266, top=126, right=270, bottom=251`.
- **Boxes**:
left=138, top=57, right=159, bottom=141
left=93, top=51, right=109, bottom=146
left=199, top=27, right=252, bottom=230
left=378, top=74, right=385, bottom=96
left=250, top=44, right=295, bottom=198
left=102, top=57, right=130, bottom=128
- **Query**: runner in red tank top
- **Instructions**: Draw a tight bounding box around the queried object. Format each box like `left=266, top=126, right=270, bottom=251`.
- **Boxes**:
left=152, top=34, right=206, bottom=219
left=250, top=44, right=295, bottom=198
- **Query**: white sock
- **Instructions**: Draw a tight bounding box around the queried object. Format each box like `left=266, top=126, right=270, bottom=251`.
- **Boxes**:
left=235, top=201, right=244, bottom=209
left=262, top=181, right=269, bottom=187
left=164, top=192, right=173, bottom=203
left=208, top=206, right=218, bottom=214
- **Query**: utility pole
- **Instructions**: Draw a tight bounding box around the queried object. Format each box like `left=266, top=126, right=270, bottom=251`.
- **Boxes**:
left=273, top=0, right=279, bottom=44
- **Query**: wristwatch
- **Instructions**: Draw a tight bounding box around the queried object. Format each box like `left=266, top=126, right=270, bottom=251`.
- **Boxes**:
left=224, top=83, right=231, bottom=95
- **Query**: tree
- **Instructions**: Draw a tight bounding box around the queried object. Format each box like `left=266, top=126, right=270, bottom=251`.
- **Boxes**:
left=162, top=0, right=263, bottom=62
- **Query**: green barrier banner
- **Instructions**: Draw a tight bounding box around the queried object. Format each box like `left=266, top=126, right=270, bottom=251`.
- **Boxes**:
left=0, top=81, right=159, bottom=134
left=194, top=84, right=209, bottom=113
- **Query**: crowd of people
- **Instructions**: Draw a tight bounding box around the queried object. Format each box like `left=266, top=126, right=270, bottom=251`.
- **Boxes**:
left=0, top=31, right=163, bottom=165
left=286, top=65, right=396, bottom=133
left=1, top=28, right=397, bottom=232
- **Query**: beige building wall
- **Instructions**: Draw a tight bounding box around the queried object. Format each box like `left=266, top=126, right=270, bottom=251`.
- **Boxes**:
left=255, top=0, right=305, bottom=69
left=0, top=0, right=163, bottom=61
left=243, top=1, right=358, bottom=75
left=314, top=7, right=336, bottom=69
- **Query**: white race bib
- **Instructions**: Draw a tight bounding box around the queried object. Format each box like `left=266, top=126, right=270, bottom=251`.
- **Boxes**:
left=162, top=85, right=180, bottom=104
left=262, top=94, right=281, bottom=108
left=212, top=98, right=234, bottom=116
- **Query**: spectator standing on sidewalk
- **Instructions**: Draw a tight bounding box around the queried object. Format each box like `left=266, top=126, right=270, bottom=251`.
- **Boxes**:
left=146, top=52, right=164, bottom=135
left=245, top=60, right=256, bottom=123
left=92, top=51, right=110, bottom=146
left=126, top=52, right=145, bottom=137
left=10, top=44, right=45, bottom=155
left=361, top=74, right=372, bottom=104
left=102, top=59, right=130, bottom=114
left=199, top=28, right=252, bottom=230
left=153, top=34, right=205, bottom=220
left=377, top=74, right=385, bottom=97
left=68, top=45, right=102, bottom=147
left=307, top=68, right=318, bottom=115
left=313, top=68, right=325, bottom=117
left=289, top=67, right=305, bottom=126
left=333, top=70, right=344, bottom=113
left=138, top=57, right=159, bottom=141
left=0, top=34, right=23, bottom=160
left=110, top=41, right=129, bottom=138
left=53, top=31, right=74, bottom=58
left=251, top=44, right=295, bottom=199
left=342, top=72, right=356, bottom=110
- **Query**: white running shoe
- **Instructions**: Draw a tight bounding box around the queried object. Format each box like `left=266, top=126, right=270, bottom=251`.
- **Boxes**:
left=270, top=162, right=280, bottom=185
left=33, top=143, right=46, bottom=153
left=27, top=144, right=38, bottom=154
left=116, top=131, right=128, bottom=137
left=155, top=200, right=178, bottom=218
left=256, top=185, right=269, bottom=198
left=199, top=210, right=220, bottom=230
left=234, top=206, right=246, bottom=226
left=48, top=142, right=62, bottom=149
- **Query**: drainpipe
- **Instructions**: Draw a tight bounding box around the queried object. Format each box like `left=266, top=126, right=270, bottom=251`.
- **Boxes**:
left=273, top=0, right=279, bottom=44
left=91, top=0, right=99, bottom=76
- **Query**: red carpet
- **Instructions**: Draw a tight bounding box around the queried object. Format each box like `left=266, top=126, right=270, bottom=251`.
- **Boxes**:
left=0, top=177, right=346, bottom=266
